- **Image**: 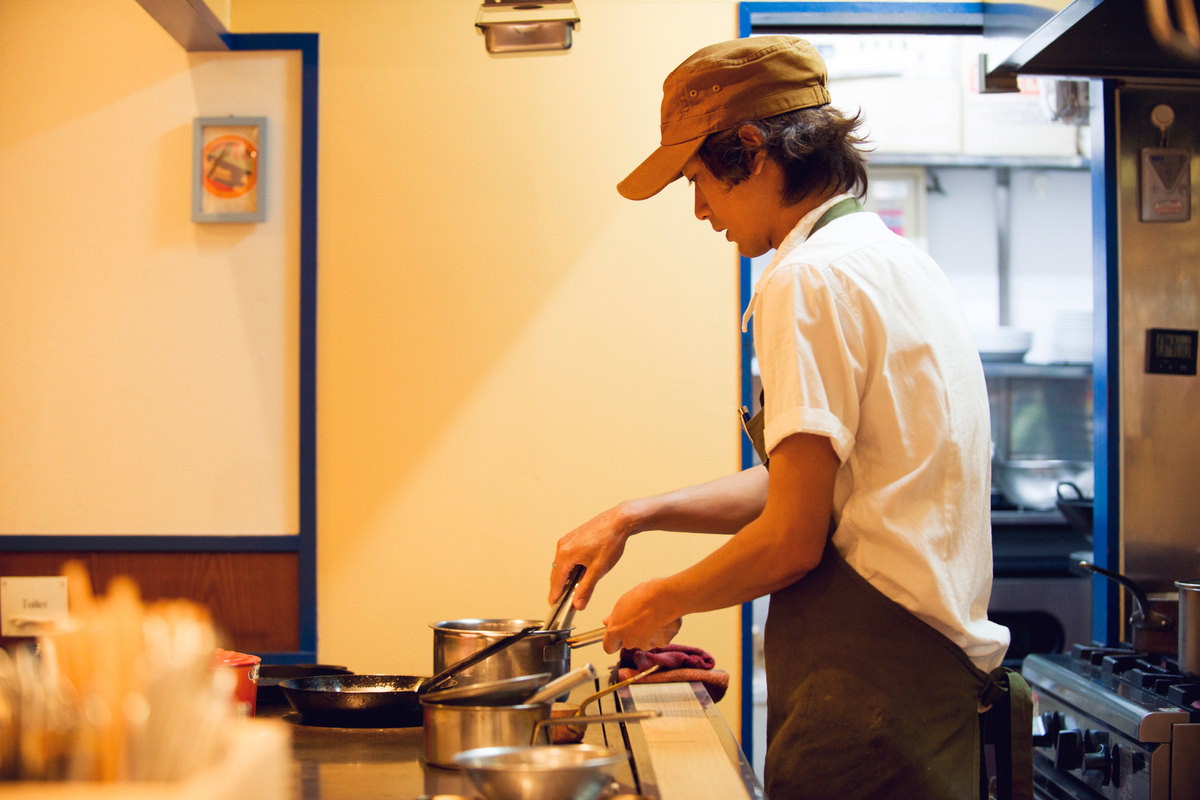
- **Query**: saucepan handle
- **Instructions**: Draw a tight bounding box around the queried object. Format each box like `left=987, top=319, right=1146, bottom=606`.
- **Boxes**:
left=531, top=710, right=661, bottom=745
left=1075, top=561, right=1175, bottom=631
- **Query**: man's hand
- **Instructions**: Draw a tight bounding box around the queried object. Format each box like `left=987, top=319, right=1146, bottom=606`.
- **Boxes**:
left=549, top=504, right=633, bottom=611
left=601, top=578, right=683, bottom=653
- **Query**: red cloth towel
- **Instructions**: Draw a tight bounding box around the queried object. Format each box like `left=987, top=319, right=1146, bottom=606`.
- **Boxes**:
left=613, top=645, right=729, bottom=703
left=619, top=644, right=716, bottom=672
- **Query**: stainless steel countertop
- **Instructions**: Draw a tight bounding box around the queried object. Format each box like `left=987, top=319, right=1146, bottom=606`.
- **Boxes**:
left=260, top=678, right=670, bottom=799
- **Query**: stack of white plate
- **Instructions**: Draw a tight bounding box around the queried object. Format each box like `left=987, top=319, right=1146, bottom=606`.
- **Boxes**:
left=973, top=327, right=1033, bottom=362
left=1052, top=310, right=1092, bottom=363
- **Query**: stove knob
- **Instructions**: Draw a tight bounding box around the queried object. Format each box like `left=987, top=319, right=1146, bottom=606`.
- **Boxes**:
left=1055, top=729, right=1084, bottom=771
left=1082, top=742, right=1111, bottom=786
left=1031, top=712, right=1062, bottom=747
left=1110, top=743, right=1122, bottom=789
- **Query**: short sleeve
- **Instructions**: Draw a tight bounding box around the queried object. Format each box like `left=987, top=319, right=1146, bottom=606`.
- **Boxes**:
left=754, top=263, right=863, bottom=463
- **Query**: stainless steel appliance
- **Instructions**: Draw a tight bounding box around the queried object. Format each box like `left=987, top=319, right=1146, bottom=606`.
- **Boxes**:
left=993, top=0, right=1200, bottom=646
left=991, top=4, right=1200, bottom=797
left=1024, top=646, right=1200, bottom=799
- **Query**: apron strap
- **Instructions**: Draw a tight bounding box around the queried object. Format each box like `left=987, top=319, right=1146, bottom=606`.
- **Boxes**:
left=809, top=196, right=863, bottom=236
left=739, top=198, right=864, bottom=467
left=980, top=667, right=1034, bottom=800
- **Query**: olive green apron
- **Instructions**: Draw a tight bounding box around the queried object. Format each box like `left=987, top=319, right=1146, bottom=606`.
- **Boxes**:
left=761, top=541, right=1031, bottom=800
left=741, top=197, right=1032, bottom=800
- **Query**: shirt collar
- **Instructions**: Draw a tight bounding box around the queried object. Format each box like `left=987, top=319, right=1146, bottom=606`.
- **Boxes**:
left=741, top=193, right=855, bottom=332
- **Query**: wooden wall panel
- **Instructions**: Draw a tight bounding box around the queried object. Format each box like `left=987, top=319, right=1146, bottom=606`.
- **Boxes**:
left=0, top=551, right=298, bottom=653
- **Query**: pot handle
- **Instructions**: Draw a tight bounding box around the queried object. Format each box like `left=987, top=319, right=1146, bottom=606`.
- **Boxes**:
left=565, top=626, right=606, bottom=648
left=1075, top=561, right=1175, bottom=631
left=575, top=664, right=660, bottom=717
left=524, top=662, right=597, bottom=705
left=1057, top=482, right=1086, bottom=501
left=531, top=710, right=661, bottom=745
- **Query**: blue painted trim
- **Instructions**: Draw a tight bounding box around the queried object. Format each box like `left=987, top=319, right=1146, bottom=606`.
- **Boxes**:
left=226, top=33, right=321, bottom=657
left=739, top=599, right=755, bottom=758
left=740, top=253, right=755, bottom=754
left=0, top=535, right=300, bottom=552
left=1090, top=78, right=1120, bottom=646
left=744, top=1, right=983, bottom=13
left=742, top=1, right=984, bottom=30
left=741, top=1, right=1054, bottom=35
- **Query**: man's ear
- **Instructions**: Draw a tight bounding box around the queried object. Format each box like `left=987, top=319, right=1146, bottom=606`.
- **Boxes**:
left=737, top=124, right=767, bottom=175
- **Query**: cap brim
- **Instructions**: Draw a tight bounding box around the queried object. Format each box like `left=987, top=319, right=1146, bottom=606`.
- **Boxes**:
left=617, top=137, right=706, bottom=201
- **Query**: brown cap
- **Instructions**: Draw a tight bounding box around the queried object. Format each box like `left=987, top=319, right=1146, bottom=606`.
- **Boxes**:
left=618, top=36, right=831, bottom=201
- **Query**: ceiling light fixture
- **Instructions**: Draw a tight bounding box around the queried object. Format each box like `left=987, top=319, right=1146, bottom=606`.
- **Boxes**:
left=475, top=0, right=580, bottom=54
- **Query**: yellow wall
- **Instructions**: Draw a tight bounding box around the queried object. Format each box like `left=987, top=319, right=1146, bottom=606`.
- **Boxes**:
left=0, top=0, right=747, bottom=727
left=0, top=0, right=302, bottom=535
left=227, top=0, right=744, bottom=724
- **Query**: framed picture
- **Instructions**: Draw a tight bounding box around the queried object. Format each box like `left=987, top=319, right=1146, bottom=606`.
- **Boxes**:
left=192, top=116, right=267, bottom=223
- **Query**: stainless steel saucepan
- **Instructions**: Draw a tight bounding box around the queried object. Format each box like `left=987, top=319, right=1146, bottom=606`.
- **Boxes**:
left=421, top=698, right=659, bottom=767
left=430, top=569, right=603, bottom=688
left=1074, top=561, right=1177, bottom=655
left=281, top=625, right=542, bottom=726
left=430, top=623, right=606, bottom=688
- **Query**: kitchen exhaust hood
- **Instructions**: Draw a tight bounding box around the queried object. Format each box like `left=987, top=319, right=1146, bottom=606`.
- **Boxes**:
left=990, top=0, right=1200, bottom=81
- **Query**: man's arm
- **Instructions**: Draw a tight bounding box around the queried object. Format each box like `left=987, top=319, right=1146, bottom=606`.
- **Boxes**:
left=549, top=465, right=771, bottom=610
left=599, top=431, right=838, bottom=653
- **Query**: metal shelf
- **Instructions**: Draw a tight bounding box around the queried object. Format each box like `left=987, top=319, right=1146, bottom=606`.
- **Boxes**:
left=869, top=152, right=1089, bottom=170
left=982, top=362, right=1093, bottom=379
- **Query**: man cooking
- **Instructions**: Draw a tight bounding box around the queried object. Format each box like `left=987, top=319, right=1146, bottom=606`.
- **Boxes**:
left=548, top=37, right=1028, bottom=799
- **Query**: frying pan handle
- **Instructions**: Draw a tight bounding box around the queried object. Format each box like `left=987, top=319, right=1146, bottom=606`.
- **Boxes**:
left=524, top=662, right=597, bottom=705
left=420, top=624, right=542, bottom=694
left=565, top=626, right=606, bottom=648
left=1075, top=561, right=1175, bottom=632
left=531, top=710, right=661, bottom=745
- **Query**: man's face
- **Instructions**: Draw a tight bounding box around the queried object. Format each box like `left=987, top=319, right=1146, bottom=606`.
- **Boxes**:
left=681, top=155, right=777, bottom=258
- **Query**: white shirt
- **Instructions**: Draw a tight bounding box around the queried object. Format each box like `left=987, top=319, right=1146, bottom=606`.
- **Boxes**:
left=744, top=195, right=1010, bottom=672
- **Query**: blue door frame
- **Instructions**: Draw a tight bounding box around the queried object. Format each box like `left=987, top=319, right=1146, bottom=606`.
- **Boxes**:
left=732, top=1, right=1065, bottom=757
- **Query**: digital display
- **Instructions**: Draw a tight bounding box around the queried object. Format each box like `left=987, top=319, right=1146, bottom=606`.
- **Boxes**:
left=1146, top=328, right=1199, bottom=375
left=1155, top=332, right=1193, bottom=360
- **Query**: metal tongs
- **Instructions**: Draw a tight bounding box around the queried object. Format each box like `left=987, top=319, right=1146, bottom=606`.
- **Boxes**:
left=546, top=564, right=585, bottom=632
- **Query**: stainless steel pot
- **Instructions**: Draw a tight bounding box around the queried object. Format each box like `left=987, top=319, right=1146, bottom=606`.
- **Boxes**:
left=1175, top=580, right=1200, bottom=675
left=431, top=619, right=575, bottom=687
left=421, top=697, right=658, bottom=767
left=423, top=701, right=550, bottom=767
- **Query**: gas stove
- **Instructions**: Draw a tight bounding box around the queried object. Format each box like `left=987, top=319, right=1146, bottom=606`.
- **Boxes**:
left=1022, top=646, right=1200, bottom=799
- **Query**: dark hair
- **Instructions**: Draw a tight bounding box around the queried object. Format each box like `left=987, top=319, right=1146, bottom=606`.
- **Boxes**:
left=697, top=105, right=871, bottom=206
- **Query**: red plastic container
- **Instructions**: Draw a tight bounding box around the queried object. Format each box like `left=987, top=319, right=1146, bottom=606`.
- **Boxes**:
left=213, top=649, right=262, bottom=718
